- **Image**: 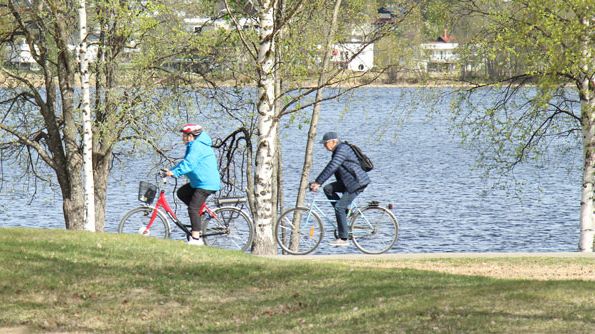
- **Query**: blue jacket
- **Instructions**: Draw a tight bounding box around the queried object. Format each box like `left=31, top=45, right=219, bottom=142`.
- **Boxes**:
left=315, top=142, right=370, bottom=193
left=171, top=132, right=221, bottom=191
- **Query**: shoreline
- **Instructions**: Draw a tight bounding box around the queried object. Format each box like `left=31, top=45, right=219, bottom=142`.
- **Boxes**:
left=0, top=71, right=495, bottom=89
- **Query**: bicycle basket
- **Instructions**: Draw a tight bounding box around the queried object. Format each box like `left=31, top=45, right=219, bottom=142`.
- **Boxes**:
left=138, top=181, right=157, bottom=204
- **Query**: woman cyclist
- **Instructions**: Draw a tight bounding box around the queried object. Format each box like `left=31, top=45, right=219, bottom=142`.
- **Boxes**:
left=163, top=123, right=221, bottom=245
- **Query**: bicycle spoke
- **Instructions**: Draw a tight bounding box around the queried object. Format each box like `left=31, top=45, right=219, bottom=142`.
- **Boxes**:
left=278, top=219, right=296, bottom=233
left=224, top=234, right=246, bottom=249
left=351, top=206, right=398, bottom=254
left=275, top=207, right=323, bottom=255
left=203, top=207, right=253, bottom=252
left=118, top=207, right=170, bottom=239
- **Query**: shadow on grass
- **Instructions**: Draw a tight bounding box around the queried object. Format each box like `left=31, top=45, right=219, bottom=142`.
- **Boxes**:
left=1, top=228, right=594, bottom=333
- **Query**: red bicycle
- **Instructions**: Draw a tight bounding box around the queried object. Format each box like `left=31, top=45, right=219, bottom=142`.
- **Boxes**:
left=118, top=172, right=254, bottom=251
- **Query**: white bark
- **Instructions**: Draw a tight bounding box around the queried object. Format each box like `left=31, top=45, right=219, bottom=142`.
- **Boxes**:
left=78, top=0, right=95, bottom=232
left=579, top=91, right=595, bottom=251
left=579, top=97, right=595, bottom=252
left=252, top=1, right=277, bottom=255
left=578, top=14, right=594, bottom=251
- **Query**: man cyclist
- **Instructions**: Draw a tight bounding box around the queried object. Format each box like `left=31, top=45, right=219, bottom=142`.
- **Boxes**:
left=164, top=123, right=221, bottom=246
left=309, top=132, right=370, bottom=247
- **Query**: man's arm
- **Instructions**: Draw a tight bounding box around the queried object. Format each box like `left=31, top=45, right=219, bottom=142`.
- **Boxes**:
left=314, top=145, right=348, bottom=186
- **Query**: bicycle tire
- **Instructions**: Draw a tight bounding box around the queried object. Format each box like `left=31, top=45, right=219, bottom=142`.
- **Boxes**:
left=350, top=206, right=398, bottom=254
left=202, top=207, right=254, bottom=252
left=118, top=206, right=171, bottom=239
left=275, top=207, right=323, bottom=255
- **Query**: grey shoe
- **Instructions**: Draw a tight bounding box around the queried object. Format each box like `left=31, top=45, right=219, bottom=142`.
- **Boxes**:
left=330, top=239, right=349, bottom=247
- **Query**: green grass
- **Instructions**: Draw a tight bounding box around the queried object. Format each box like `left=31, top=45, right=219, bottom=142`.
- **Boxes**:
left=1, top=228, right=594, bottom=333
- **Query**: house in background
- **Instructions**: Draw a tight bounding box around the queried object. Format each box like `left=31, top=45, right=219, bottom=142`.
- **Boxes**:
left=183, top=16, right=258, bottom=34
left=4, top=39, right=40, bottom=71
left=184, top=11, right=377, bottom=73
left=376, top=6, right=397, bottom=25
left=329, top=20, right=376, bottom=72
left=330, top=42, right=374, bottom=72
left=419, top=29, right=459, bottom=75
left=4, top=33, right=138, bottom=71
left=184, top=17, right=230, bottom=33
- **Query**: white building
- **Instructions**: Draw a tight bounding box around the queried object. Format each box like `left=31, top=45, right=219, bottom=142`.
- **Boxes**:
left=331, top=42, right=374, bottom=72
left=4, top=40, right=39, bottom=70
left=183, top=16, right=258, bottom=33
left=420, top=30, right=459, bottom=74
left=184, top=17, right=226, bottom=33
left=5, top=36, right=107, bottom=70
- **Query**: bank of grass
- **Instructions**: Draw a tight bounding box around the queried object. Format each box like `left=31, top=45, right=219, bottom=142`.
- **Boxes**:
left=1, top=228, right=594, bottom=333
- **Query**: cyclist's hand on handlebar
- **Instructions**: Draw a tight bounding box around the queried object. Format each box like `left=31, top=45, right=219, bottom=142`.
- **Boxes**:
left=160, top=168, right=174, bottom=178
left=309, top=182, right=320, bottom=192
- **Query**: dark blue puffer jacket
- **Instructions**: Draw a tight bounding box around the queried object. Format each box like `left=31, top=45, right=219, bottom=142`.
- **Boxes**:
left=315, top=142, right=370, bottom=193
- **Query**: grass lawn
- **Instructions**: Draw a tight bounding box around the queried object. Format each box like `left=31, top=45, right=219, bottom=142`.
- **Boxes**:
left=0, top=228, right=594, bottom=333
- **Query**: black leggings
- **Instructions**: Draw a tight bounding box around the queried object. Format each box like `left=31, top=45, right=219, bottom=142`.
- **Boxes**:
left=177, top=184, right=215, bottom=233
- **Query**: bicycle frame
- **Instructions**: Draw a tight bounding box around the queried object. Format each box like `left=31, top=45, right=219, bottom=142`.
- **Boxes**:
left=295, top=195, right=381, bottom=245
left=119, top=173, right=255, bottom=251
left=141, top=189, right=217, bottom=237
left=304, top=197, right=362, bottom=229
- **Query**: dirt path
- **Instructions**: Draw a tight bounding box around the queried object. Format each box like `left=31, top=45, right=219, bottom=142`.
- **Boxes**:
left=267, top=252, right=595, bottom=281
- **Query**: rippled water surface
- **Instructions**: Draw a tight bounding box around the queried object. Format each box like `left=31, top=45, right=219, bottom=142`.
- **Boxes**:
left=0, top=87, right=582, bottom=253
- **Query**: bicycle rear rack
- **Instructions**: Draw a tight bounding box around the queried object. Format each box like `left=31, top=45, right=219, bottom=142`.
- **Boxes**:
left=215, top=197, right=247, bottom=206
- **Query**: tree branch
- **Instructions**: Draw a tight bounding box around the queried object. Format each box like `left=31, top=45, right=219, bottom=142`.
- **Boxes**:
left=223, top=0, right=258, bottom=62
left=0, top=123, right=56, bottom=170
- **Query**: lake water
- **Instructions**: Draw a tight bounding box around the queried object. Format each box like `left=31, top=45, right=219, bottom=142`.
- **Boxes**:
left=0, top=87, right=583, bottom=253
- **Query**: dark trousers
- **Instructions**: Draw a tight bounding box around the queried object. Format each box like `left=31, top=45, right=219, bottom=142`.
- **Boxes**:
left=323, top=182, right=362, bottom=240
left=177, top=183, right=215, bottom=233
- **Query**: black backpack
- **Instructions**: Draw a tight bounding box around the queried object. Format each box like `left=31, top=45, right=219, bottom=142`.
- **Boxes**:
left=344, top=141, right=374, bottom=172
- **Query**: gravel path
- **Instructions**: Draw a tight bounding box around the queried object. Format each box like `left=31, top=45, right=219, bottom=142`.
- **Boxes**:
left=265, top=252, right=595, bottom=281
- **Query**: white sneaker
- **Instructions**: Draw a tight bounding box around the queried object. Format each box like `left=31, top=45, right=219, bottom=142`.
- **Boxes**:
left=187, top=236, right=204, bottom=246
left=137, top=226, right=150, bottom=236
left=330, top=239, right=349, bottom=247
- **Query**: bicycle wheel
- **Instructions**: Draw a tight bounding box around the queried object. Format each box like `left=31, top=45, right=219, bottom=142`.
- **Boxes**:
left=275, top=207, right=323, bottom=255
left=118, top=206, right=171, bottom=239
left=350, top=206, right=398, bottom=254
left=202, top=207, right=254, bottom=252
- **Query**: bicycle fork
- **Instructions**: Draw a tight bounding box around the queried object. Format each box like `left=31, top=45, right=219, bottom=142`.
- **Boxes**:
left=139, top=202, right=166, bottom=236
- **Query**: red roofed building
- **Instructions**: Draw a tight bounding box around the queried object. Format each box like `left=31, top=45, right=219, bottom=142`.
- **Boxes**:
left=420, top=29, right=459, bottom=75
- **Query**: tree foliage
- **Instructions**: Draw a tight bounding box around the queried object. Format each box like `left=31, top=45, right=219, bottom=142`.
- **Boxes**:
left=0, top=0, right=218, bottom=230
left=449, top=0, right=595, bottom=251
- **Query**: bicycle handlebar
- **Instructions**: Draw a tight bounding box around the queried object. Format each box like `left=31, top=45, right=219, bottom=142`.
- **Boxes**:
left=157, top=169, right=169, bottom=185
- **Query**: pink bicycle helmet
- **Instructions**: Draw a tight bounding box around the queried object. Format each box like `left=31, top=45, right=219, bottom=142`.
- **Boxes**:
left=180, top=123, right=203, bottom=135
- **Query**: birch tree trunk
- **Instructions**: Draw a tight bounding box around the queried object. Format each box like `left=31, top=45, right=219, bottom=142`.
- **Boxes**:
left=78, top=0, right=95, bottom=232
left=579, top=91, right=595, bottom=252
left=251, top=1, right=278, bottom=255
left=578, top=13, right=595, bottom=251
